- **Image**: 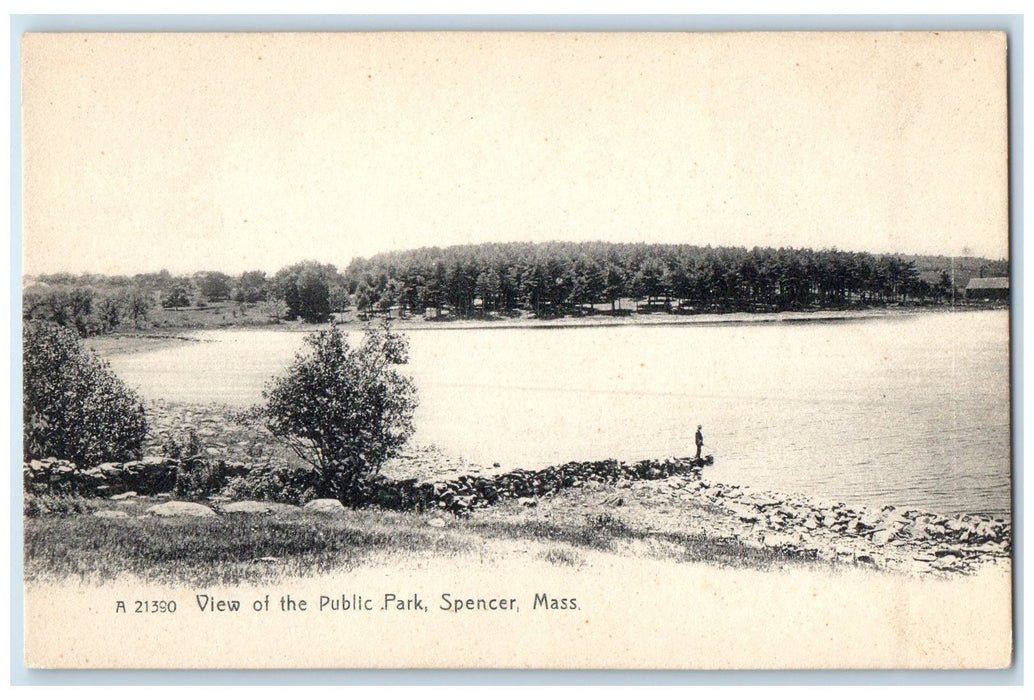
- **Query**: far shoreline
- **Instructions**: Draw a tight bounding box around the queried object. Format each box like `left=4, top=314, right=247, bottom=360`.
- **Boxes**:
left=86, top=304, right=1005, bottom=354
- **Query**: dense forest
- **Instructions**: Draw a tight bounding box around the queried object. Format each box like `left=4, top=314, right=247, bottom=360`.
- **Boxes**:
left=342, top=242, right=1007, bottom=317
left=22, top=242, right=1008, bottom=335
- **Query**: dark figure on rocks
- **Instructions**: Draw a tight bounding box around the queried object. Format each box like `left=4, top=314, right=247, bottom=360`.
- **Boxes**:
left=695, top=425, right=704, bottom=460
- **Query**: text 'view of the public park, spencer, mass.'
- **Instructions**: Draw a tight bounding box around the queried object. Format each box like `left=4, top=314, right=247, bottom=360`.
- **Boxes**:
left=19, top=31, right=1012, bottom=670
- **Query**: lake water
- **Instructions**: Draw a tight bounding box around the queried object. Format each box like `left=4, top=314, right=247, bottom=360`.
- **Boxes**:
left=101, top=310, right=1011, bottom=517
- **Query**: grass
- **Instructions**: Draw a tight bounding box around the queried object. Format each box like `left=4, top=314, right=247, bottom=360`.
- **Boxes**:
left=24, top=505, right=471, bottom=586
left=23, top=483, right=823, bottom=586
left=465, top=512, right=813, bottom=570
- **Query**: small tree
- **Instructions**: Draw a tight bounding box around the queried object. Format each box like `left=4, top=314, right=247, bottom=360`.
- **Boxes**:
left=195, top=271, right=233, bottom=302
left=259, top=297, right=289, bottom=322
left=262, top=322, right=417, bottom=503
left=161, top=283, right=191, bottom=309
left=23, top=321, right=148, bottom=467
left=236, top=270, right=269, bottom=303
left=296, top=268, right=331, bottom=322
left=328, top=285, right=352, bottom=314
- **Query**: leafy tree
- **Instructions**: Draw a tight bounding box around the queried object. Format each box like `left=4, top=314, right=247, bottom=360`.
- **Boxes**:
left=122, top=288, right=153, bottom=327
left=235, top=270, right=269, bottom=303
left=258, top=298, right=289, bottom=321
left=354, top=279, right=373, bottom=317
left=273, top=261, right=339, bottom=322
left=67, top=287, right=94, bottom=335
left=263, top=322, right=418, bottom=504
left=296, top=268, right=331, bottom=322
left=97, top=295, right=122, bottom=333
left=195, top=271, right=233, bottom=302
left=23, top=321, right=148, bottom=467
left=161, top=282, right=191, bottom=309
left=328, top=285, right=352, bottom=313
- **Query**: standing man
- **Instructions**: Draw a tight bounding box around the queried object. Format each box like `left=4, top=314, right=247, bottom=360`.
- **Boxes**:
left=695, top=424, right=704, bottom=460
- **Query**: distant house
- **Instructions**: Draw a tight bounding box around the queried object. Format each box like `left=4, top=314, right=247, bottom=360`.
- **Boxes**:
left=965, top=277, right=1010, bottom=301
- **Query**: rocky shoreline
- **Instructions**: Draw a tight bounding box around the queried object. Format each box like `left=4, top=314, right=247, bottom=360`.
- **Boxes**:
left=638, top=476, right=1011, bottom=577
left=24, top=400, right=1012, bottom=579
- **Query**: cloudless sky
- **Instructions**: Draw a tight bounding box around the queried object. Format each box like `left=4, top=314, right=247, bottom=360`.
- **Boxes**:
left=21, top=31, right=1009, bottom=276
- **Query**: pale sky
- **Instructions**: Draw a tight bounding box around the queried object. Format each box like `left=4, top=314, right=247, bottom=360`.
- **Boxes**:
left=21, top=31, right=1009, bottom=277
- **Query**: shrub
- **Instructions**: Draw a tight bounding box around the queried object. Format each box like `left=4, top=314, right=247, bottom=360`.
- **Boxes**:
left=160, top=283, right=191, bottom=309
left=174, top=459, right=227, bottom=501
left=23, top=321, right=148, bottom=467
left=24, top=493, right=94, bottom=518
left=223, top=464, right=322, bottom=506
left=262, top=322, right=418, bottom=504
left=161, top=428, right=203, bottom=461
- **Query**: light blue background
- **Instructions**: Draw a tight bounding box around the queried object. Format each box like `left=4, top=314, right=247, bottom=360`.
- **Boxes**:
left=9, top=13, right=1024, bottom=686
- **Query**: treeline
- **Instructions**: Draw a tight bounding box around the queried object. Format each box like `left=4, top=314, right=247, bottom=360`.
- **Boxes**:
left=23, top=264, right=352, bottom=335
left=342, top=242, right=998, bottom=317
left=23, top=242, right=1007, bottom=335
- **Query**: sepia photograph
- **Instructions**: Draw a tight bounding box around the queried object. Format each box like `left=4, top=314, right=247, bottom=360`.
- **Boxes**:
left=18, top=28, right=1013, bottom=670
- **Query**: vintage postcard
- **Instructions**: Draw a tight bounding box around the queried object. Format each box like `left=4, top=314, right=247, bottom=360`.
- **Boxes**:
left=19, top=31, right=1012, bottom=669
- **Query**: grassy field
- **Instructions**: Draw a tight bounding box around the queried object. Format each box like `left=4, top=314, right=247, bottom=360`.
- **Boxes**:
left=23, top=482, right=823, bottom=587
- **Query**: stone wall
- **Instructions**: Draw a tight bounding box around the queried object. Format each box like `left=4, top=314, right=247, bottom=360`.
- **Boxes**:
left=23, top=456, right=248, bottom=498
left=364, top=456, right=713, bottom=514
left=23, top=454, right=713, bottom=510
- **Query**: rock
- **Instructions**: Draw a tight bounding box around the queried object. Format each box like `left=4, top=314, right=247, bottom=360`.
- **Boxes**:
left=146, top=501, right=217, bottom=518
left=518, top=497, right=537, bottom=507
left=762, top=532, right=801, bottom=549
left=973, top=521, right=996, bottom=540
left=727, top=504, right=759, bottom=523
left=858, top=510, right=883, bottom=530
left=932, top=555, right=961, bottom=570
left=110, top=491, right=138, bottom=501
left=924, top=523, right=946, bottom=538
left=427, top=517, right=447, bottom=528
left=94, top=510, right=130, bottom=519
left=304, top=499, right=346, bottom=513
left=222, top=500, right=281, bottom=514
left=871, top=528, right=895, bottom=546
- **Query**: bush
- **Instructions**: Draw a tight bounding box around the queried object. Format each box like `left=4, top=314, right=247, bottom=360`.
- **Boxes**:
left=223, top=464, right=322, bottom=506
left=174, top=459, right=227, bottom=501
left=262, top=322, right=418, bottom=504
left=23, top=321, right=148, bottom=467
left=161, top=428, right=203, bottom=461
left=161, top=283, right=191, bottom=309
left=24, top=493, right=94, bottom=518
